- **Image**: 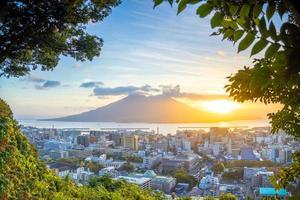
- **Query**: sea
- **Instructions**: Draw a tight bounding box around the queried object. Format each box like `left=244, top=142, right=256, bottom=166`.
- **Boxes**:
left=18, top=119, right=270, bottom=135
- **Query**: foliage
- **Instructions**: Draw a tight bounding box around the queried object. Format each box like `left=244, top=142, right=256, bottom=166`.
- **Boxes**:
left=225, top=160, right=275, bottom=168
left=203, top=193, right=238, bottom=200
left=119, top=161, right=135, bottom=172
left=178, top=197, right=192, bottom=200
left=121, top=155, right=143, bottom=163
left=219, top=193, right=238, bottom=200
left=153, top=0, right=300, bottom=188
left=211, top=162, right=225, bottom=174
left=0, top=99, right=12, bottom=118
left=0, top=99, right=165, bottom=200
left=174, top=169, right=197, bottom=189
left=86, top=161, right=104, bottom=174
left=204, top=197, right=215, bottom=200
left=0, top=0, right=120, bottom=77
left=222, top=168, right=243, bottom=181
left=57, top=157, right=82, bottom=166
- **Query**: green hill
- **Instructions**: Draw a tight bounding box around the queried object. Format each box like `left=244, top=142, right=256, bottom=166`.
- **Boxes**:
left=0, top=99, right=165, bottom=200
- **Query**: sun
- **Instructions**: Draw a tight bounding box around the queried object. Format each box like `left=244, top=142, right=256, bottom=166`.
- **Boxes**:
left=201, top=100, right=241, bottom=114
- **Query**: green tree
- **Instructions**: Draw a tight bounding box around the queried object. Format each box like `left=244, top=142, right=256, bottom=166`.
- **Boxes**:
left=222, top=169, right=243, bottom=182
left=153, top=0, right=300, bottom=188
left=211, top=162, right=225, bottom=175
left=225, top=160, right=275, bottom=168
left=174, top=169, right=197, bottom=189
left=0, top=0, right=120, bottom=77
left=219, top=193, right=238, bottom=200
left=204, top=197, right=215, bottom=200
left=86, top=161, right=104, bottom=174
left=119, top=161, right=135, bottom=172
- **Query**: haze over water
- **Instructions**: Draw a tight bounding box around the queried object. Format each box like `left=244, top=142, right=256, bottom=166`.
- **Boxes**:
left=18, top=119, right=270, bottom=135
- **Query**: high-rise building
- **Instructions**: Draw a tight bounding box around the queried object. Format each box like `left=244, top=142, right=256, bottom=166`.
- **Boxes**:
left=209, top=127, right=228, bottom=143
left=122, top=134, right=139, bottom=151
left=77, top=135, right=90, bottom=147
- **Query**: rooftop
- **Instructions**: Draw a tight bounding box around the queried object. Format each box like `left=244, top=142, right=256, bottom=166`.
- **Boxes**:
left=117, top=176, right=151, bottom=185
left=259, top=188, right=287, bottom=196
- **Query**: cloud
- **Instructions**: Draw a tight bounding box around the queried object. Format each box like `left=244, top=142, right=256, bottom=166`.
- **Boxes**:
left=160, top=85, right=181, bottom=96
left=160, top=84, right=228, bottom=100
left=91, top=83, right=227, bottom=100
left=22, top=75, right=45, bottom=83
left=80, top=81, right=104, bottom=88
left=93, top=84, right=159, bottom=97
left=35, top=80, right=61, bottom=90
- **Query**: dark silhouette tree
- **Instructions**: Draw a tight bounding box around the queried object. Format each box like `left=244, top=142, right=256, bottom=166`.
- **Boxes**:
left=0, top=0, right=120, bottom=77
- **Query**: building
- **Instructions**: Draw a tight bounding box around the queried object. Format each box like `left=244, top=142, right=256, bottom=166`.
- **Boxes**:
left=212, top=143, right=220, bottom=156
left=257, top=188, right=287, bottom=199
left=49, top=150, right=69, bottom=160
left=44, top=140, right=70, bottom=151
left=47, top=162, right=76, bottom=178
left=98, top=167, right=120, bottom=178
left=69, top=167, right=95, bottom=185
left=251, top=171, right=274, bottom=187
left=122, top=134, right=139, bottom=151
left=161, top=153, right=200, bottom=175
left=129, top=170, right=176, bottom=193
left=240, top=147, right=260, bottom=161
left=243, top=167, right=267, bottom=180
left=77, top=135, right=90, bottom=147
left=199, top=175, right=219, bottom=190
left=143, top=154, right=162, bottom=169
left=105, top=160, right=126, bottom=169
left=209, top=127, right=228, bottom=143
left=116, top=176, right=151, bottom=190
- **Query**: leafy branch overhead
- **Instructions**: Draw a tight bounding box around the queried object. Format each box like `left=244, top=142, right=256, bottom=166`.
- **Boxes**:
left=0, top=0, right=120, bottom=77
left=153, top=0, right=300, bottom=188
left=154, top=0, right=300, bottom=59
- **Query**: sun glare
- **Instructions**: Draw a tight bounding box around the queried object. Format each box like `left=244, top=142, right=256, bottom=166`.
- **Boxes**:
left=201, top=100, right=241, bottom=114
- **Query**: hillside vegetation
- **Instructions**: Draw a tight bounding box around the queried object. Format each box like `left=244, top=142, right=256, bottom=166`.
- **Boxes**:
left=0, top=98, right=165, bottom=200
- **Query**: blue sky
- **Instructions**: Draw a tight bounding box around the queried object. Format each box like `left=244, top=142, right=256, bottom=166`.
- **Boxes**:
left=0, top=0, right=263, bottom=119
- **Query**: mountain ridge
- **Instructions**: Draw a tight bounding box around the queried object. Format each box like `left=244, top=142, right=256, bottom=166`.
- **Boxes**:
left=43, top=94, right=259, bottom=123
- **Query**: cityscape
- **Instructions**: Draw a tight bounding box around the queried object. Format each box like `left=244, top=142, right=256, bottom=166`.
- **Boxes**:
left=21, top=124, right=299, bottom=199
left=1, top=0, right=300, bottom=199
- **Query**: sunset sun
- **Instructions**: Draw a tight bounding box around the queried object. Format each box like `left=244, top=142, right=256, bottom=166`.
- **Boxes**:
left=201, top=100, right=241, bottom=114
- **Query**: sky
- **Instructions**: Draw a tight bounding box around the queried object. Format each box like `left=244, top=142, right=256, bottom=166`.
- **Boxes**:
left=0, top=0, right=280, bottom=119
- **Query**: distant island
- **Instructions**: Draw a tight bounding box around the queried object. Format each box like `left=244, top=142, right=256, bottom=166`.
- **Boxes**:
left=43, top=94, right=260, bottom=123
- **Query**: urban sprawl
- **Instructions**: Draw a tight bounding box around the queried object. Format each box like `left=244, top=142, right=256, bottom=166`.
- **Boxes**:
left=21, top=126, right=300, bottom=199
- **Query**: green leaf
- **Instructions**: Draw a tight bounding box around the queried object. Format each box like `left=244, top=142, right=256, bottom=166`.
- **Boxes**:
left=229, top=5, right=238, bottom=15
left=258, top=17, right=268, bottom=38
left=223, top=29, right=234, bottom=41
left=251, top=39, right=268, bottom=56
left=189, top=0, right=201, bottom=4
left=177, top=0, right=188, bottom=14
left=269, top=21, right=277, bottom=41
left=265, top=43, right=280, bottom=58
left=253, top=3, right=263, bottom=18
left=167, top=0, right=173, bottom=6
left=153, top=0, right=164, bottom=8
left=233, top=30, right=244, bottom=43
left=196, top=3, right=213, bottom=18
left=211, top=12, right=224, bottom=28
left=238, top=32, right=255, bottom=53
left=240, top=4, right=250, bottom=18
left=266, top=2, right=275, bottom=20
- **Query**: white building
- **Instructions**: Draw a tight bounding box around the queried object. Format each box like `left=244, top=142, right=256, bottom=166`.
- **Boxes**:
left=116, top=176, right=151, bottom=190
